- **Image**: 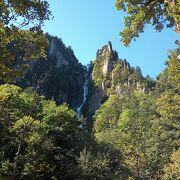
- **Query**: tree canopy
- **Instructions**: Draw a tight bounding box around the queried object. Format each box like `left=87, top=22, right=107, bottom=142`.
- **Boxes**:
left=115, top=0, right=180, bottom=46
left=0, top=0, right=51, bottom=81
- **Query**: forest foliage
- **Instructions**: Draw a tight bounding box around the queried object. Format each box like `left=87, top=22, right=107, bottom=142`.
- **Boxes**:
left=115, top=0, right=180, bottom=46
left=0, top=0, right=179, bottom=180
left=0, top=48, right=179, bottom=179
left=0, top=0, right=51, bottom=81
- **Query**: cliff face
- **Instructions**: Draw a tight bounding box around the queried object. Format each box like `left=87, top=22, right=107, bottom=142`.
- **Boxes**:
left=49, top=36, right=78, bottom=68
left=18, top=34, right=85, bottom=109
left=85, top=42, right=154, bottom=119
left=85, top=42, right=117, bottom=117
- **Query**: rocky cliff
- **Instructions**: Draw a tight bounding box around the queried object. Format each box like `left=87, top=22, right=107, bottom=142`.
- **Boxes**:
left=18, top=34, right=85, bottom=109
left=84, top=42, right=155, bottom=120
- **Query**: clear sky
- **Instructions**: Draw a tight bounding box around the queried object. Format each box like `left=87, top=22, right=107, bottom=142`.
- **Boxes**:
left=42, top=0, right=179, bottom=78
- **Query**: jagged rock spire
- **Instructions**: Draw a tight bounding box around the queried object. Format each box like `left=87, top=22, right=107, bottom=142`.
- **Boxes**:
left=108, top=41, right=112, bottom=53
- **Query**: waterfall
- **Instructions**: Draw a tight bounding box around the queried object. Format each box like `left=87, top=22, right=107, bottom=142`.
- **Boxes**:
left=77, top=65, right=90, bottom=117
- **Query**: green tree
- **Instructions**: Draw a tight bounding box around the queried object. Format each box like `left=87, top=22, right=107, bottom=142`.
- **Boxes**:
left=21, top=102, right=82, bottom=179
left=95, top=95, right=123, bottom=134
left=115, top=0, right=180, bottom=46
left=0, top=84, right=83, bottom=179
left=162, top=150, right=180, bottom=180
left=93, top=91, right=172, bottom=179
left=117, top=92, right=158, bottom=178
left=0, top=85, right=43, bottom=178
left=79, top=144, right=131, bottom=180
left=0, top=0, right=51, bottom=81
left=167, top=48, right=180, bottom=89
left=11, top=116, right=39, bottom=180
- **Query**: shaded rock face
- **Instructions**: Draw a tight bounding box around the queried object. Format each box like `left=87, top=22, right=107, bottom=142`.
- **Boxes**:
left=88, top=87, right=104, bottom=115
left=49, top=38, right=76, bottom=68
left=85, top=71, right=105, bottom=117
left=18, top=34, right=85, bottom=109
left=103, top=57, right=113, bottom=77
left=49, top=37, right=77, bottom=68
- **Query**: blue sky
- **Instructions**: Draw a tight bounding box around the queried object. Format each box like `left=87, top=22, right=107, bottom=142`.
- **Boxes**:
left=42, top=0, right=179, bottom=78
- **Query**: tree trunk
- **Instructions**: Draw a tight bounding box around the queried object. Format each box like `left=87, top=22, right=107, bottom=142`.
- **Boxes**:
left=12, top=141, right=22, bottom=180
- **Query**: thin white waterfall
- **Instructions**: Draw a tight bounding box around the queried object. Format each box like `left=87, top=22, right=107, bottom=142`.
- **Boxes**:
left=77, top=65, right=89, bottom=117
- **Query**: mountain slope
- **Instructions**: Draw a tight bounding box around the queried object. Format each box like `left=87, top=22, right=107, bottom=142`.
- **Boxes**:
left=18, top=34, right=86, bottom=109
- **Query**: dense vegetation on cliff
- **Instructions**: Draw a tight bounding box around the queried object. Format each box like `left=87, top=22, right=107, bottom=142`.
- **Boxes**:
left=0, top=1, right=179, bottom=179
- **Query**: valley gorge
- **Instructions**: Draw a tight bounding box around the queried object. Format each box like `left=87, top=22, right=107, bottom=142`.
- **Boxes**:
left=18, top=35, right=155, bottom=123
